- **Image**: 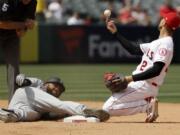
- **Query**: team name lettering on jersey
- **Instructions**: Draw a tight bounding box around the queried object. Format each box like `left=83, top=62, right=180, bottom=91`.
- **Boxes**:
left=146, top=49, right=154, bottom=60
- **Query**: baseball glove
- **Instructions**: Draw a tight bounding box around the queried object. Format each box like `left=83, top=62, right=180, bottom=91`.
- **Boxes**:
left=104, top=73, right=128, bottom=93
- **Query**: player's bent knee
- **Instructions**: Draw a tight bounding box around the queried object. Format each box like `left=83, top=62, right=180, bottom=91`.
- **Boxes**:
left=102, top=105, right=116, bottom=116
left=102, top=99, right=127, bottom=116
left=102, top=105, right=108, bottom=112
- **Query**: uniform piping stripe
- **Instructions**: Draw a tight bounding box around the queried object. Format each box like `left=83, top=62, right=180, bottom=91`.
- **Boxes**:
left=109, top=103, right=148, bottom=111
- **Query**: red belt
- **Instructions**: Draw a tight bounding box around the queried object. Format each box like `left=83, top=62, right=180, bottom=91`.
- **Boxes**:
left=151, top=82, right=158, bottom=87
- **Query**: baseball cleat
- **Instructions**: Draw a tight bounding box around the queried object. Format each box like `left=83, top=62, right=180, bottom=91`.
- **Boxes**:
left=83, top=109, right=110, bottom=122
left=0, top=108, right=18, bottom=123
left=145, top=98, right=159, bottom=123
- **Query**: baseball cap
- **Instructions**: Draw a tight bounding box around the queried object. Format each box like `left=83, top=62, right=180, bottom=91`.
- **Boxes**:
left=162, top=12, right=180, bottom=30
left=160, top=6, right=176, bottom=18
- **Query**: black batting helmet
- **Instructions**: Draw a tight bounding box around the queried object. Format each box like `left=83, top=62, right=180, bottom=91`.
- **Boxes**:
left=45, top=77, right=65, bottom=92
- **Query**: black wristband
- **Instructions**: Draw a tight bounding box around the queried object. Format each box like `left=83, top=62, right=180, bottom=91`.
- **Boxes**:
left=21, top=79, right=32, bottom=87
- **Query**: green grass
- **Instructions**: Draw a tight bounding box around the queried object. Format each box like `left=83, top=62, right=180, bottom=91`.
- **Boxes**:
left=0, top=64, right=180, bottom=103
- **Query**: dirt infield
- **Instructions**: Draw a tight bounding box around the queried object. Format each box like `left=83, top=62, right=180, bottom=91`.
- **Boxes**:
left=0, top=100, right=180, bottom=135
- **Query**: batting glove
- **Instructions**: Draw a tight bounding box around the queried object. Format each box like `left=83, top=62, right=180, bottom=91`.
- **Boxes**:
left=16, top=74, right=26, bottom=86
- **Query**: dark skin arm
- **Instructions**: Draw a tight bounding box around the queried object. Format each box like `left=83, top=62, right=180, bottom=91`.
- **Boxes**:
left=0, top=21, right=26, bottom=30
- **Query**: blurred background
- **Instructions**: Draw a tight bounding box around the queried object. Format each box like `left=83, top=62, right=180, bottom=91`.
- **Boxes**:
left=0, top=0, right=180, bottom=102
left=37, top=0, right=180, bottom=26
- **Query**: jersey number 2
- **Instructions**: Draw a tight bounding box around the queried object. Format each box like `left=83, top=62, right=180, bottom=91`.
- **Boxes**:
left=140, top=60, right=148, bottom=71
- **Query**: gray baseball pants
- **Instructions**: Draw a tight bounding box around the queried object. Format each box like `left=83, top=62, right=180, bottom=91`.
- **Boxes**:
left=8, top=87, right=87, bottom=121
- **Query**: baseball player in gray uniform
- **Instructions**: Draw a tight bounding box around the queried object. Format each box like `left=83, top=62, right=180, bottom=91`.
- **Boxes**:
left=0, top=74, right=109, bottom=122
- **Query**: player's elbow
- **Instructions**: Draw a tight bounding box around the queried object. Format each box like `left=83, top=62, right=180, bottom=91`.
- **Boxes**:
left=152, top=62, right=165, bottom=77
left=153, top=68, right=162, bottom=77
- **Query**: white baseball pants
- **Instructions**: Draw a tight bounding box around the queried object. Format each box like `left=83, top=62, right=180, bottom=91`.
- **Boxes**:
left=103, top=81, right=159, bottom=116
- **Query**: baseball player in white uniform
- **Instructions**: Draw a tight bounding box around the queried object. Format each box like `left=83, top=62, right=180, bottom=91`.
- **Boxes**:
left=103, top=12, right=180, bottom=122
left=0, top=74, right=109, bottom=123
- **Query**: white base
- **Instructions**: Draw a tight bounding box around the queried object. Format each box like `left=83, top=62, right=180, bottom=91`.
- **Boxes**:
left=63, top=115, right=100, bottom=123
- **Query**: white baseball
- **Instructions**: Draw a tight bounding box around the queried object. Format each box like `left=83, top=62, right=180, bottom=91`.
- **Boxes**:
left=104, top=9, right=111, bottom=17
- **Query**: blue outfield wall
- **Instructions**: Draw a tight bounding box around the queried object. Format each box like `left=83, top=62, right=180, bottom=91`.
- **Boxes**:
left=38, top=24, right=180, bottom=63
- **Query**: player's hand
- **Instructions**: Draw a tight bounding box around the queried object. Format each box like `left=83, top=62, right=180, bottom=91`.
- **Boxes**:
left=16, top=74, right=26, bottom=86
left=16, top=28, right=27, bottom=37
left=106, top=20, right=117, bottom=34
left=25, top=19, right=35, bottom=30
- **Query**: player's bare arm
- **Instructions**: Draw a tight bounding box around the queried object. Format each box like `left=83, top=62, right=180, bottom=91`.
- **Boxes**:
left=0, top=21, right=26, bottom=30
left=16, top=19, right=35, bottom=37
left=0, top=19, right=36, bottom=37
left=21, top=0, right=32, bottom=5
